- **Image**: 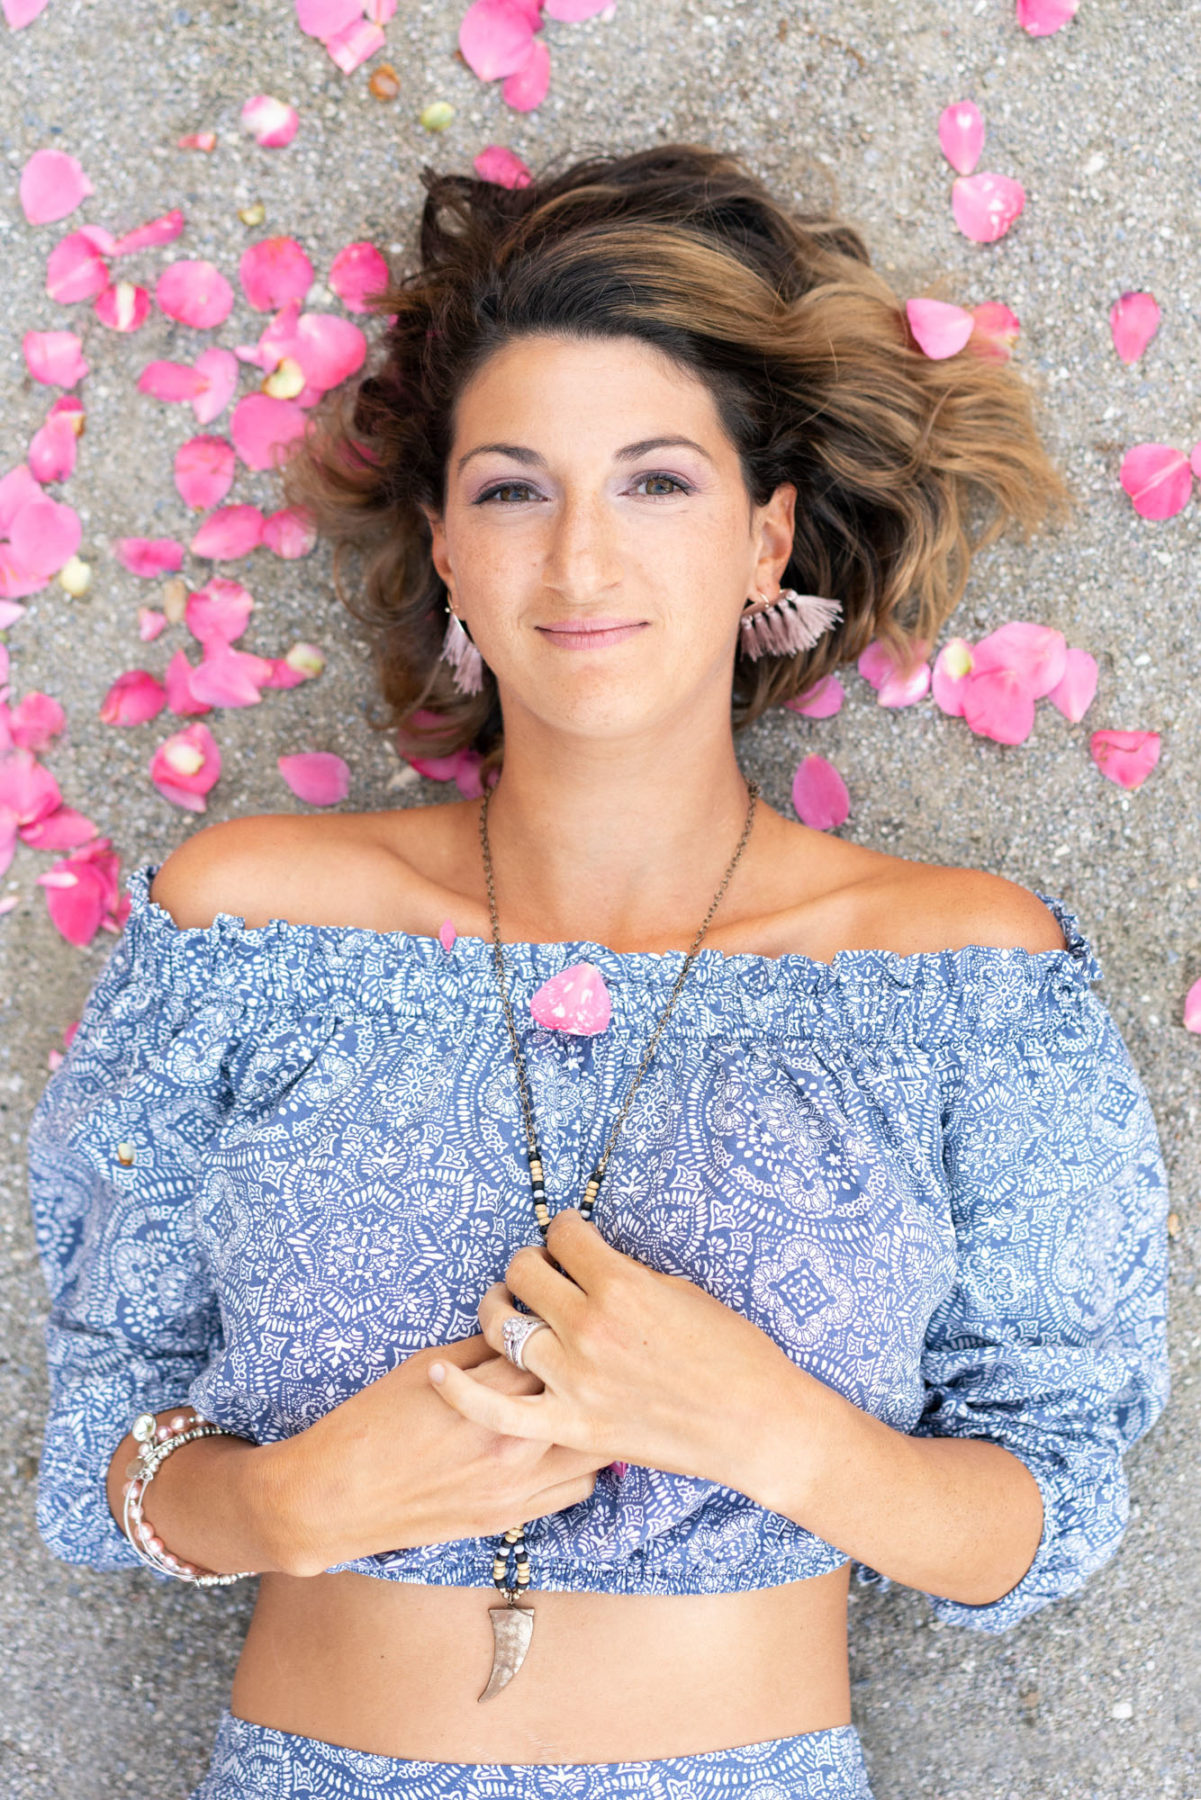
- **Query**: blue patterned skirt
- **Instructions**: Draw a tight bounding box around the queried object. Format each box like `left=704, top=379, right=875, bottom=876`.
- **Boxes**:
left=188, top=1709, right=874, bottom=1798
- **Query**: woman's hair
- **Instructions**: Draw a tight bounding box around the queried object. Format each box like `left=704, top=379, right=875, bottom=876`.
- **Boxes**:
left=283, top=142, right=1073, bottom=774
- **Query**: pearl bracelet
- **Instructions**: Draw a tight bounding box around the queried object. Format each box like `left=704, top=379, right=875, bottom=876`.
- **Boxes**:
left=121, top=1409, right=258, bottom=1587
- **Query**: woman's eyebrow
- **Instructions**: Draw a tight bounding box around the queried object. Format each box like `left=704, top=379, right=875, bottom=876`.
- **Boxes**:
left=455, top=435, right=714, bottom=476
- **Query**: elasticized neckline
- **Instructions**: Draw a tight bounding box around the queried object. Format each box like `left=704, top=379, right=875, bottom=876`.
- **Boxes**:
left=118, top=860, right=1103, bottom=1043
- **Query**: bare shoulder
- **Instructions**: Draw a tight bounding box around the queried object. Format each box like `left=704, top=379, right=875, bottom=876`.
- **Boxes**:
left=850, top=859, right=1069, bottom=957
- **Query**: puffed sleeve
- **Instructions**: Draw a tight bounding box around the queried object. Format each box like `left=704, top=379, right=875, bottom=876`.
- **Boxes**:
left=27, top=908, right=239, bottom=1571
left=913, top=981, right=1170, bottom=1631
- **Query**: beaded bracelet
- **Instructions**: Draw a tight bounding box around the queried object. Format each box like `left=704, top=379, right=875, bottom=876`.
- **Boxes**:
left=120, top=1409, right=258, bottom=1587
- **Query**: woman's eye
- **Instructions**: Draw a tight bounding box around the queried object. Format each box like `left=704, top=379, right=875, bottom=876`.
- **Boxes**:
left=477, top=481, right=539, bottom=504
left=635, top=473, right=690, bottom=498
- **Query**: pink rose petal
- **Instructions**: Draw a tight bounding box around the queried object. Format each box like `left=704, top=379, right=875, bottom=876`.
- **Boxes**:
left=1047, top=647, right=1098, bottom=724
left=4, top=0, right=54, bottom=27
left=19, top=148, right=93, bottom=225
left=278, top=751, right=351, bottom=805
left=240, top=236, right=315, bottom=312
left=189, top=505, right=265, bottom=560
left=459, top=0, right=538, bottom=79
left=858, top=638, right=931, bottom=707
left=231, top=393, right=308, bottom=471
left=543, top=0, right=609, bottom=15
left=190, top=643, right=275, bottom=707
left=328, top=242, right=390, bottom=313
left=325, top=17, right=384, bottom=70
left=262, top=506, right=317, bottom=558
left=294, top=0, right=361, bottom=37
left=1183, top=977, right=1201, bottom=1036
left=1192, top=441, right=1201, bottom=482
left=45, top=229, right=110, bottom=303
left=960, top=670, right=1035, bottom=745
left=177, top=130, right=218, bottom=151
left=0, top=465, right=43, bottom=530
left=6, top=493, right=81, bottom=578
left=28, top=409, right=79, bottom=483
left=1119, top=444, right=1193, bottom=521
left=364, top=0, right=396, bottom=20
left=291, top=313, right=367, bottom=391
left=174, top=435, right=236, bottom=509
left=1016, top=0, right=1079, bottom=34
left=792, top=754, right=849, bottom=831
left=240, top=95, right=300, bottom=147
left=503, top=35, right=550, bottom=109
left=8, top=690, right=64, bottom=750
left=938, top=100, right=985, bottom=176
left=150, top=721, right=222, bottom=812
left=438, top=918, right=456, bottom=952
left=530, top=961, right=612, bottom=1035
left=137, top=608, right=168, bottom=642
left=0, top=601, right=26, bottom=627
left=185, top=576, right=253, bottom=645
left=972, top=621, right=1067, bottom=698
left=93, top=279, right=151, bottom=332
left=1089, top=729, right=1160, bottom=791
left=968, top=301, right=1021, bottom=361
left=138, top=359, right=208, bottom=402
left=931, top=638, right=975, bottom=716
left=20, top=804, right=98, bottom=850
left=951, top=172, right=1026, bottom=243
left=164, top=649, right=212, bottom=716
left=906, top=297, right=975, bottom=360
left=1110, top=292, right=1160, bottom=365
left=0, top=748, right=61, bottom=824
left=110, top=209, right=186, bottom=256
left=114, top=537, right=185, bottom=578
left=156, top=259, right=235, bottom=329
left=473, top=145, right=533, bottom=188
left=192, top=347, right=240, bottom=425
left=23, top=329, right=88, bottom=388
left=39, top=857, right=108, bottom=946
left=785, top=673, right=844, bottom=719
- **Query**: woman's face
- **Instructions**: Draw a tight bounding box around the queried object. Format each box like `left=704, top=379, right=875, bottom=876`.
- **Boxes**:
left=423, top=332, right=796, bottom=746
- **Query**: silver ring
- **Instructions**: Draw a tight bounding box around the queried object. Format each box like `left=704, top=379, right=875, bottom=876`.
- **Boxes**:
left=502, top=1314, right=551, bottom=1371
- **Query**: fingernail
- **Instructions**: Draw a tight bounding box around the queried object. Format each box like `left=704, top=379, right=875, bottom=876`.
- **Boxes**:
left=429, top=1362, right=445, bottom=1384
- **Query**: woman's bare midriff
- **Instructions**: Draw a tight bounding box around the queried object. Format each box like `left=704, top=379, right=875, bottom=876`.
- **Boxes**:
left=230, top=1566, right=852, bottom=1762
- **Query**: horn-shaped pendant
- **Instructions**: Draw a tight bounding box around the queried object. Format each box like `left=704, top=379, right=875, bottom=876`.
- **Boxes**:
left=477, top=1598, right=535, bottom=1703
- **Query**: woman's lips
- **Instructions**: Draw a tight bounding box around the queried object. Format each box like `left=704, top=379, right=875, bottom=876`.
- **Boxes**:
left=536, top=619, right=649, bottom=651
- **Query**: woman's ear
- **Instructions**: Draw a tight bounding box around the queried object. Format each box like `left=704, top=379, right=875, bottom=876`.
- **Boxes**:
left=419, top=502, right=453, bottom=590
left=752, top=481, right=798, bottom=593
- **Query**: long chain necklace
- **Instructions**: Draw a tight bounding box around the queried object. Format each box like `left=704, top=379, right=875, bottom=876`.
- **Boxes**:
left=474, top=777, right=761, bottom=1702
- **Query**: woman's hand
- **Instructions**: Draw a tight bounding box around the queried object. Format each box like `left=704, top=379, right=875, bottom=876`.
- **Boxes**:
left=272, top=1333, right=609, bottom=1578
left=427, top=1209, right=802, bottom=1497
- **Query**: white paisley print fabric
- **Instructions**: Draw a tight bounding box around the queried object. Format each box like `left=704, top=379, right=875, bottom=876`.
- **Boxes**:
left=29, top=862, right=1170, bottom=1631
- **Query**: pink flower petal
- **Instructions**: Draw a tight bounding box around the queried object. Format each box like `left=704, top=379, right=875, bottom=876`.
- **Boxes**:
left=472, top=145, right=533, bottom=188
left=114, top=537, right=185, bottom=578
left=459, top=0, right=537, bottom=79
left=20, top=804, right=98, bottom=850
left=156, top=259, right=235, bottom=329
left=138, top=359, right=208, bottom=402
left=177, top=130, right=218, bottom=151
left=150, top=721, right=222, bottom=811
left=19, top=148, right=93, bottom=225
left=28, top=410, right=79, bottom=483
left=0, top=464, right=43, bottom=532
left=502, top=35, right=550, bottom=109
left=174, top=435, right=236, bottom=509
left=1119, top=444, right=1193, bottom=521
left=327, top=241, right=390, bottom=313
left=7, top=493, right=81, bottom=577
left=4, top=0, right=53, bottom=27
left=185, top=576, right=254, bottom=645
left=543, top=0, right=609, bottom=15
left=0, top=747, right=61, bottom=824
left=23, top=329, right=88, bottom=388
left=93, top=279, right=151, bottom=332
left=101, top=668, right=168, bottom=727
left=931, top=638, right=975, bottom=716
left=364, top=0, right=396, bottom=20
left=1110, top=291, right=1160, bottom=365
left=785, top=673, right=844, bottom=719
left=164, top=649, right=212, bottom=716
left=138, top=607, right=168, bottom=642
left=189, top=505, right=265, bottom=560
left=1183, top=977, right=1201, bottom=1036
left=278, top=750, right=351, bottom=805
left=972, top=621, right=1067, bottom=699
left=1016, top=0, right=1079, bottom=34
left=1047, top=647, right=1098, bottom=724
left=231, top=393, right=308, bottom=471
left=325, top=17, right=384, bottom=70
left=39, top=859, right=108, bottom=946
left=294, top=0, right=360, bottom=38
left=190, top=643, right=275, bottom=707
left=262, top=506, right=317, bottom=558
left=530, top=961, right=612, bottom=1035
left=110, top=209, right=186, bottom=256
left=1192, top=441, right=1201, bottom=483
left=857, top=638, right=931, bottom=707
left=291, top=313, right=367, bottom=390
left=240, top=236, right=315, bottom=312
left=192, top=347, right=239, bottom=425
left=791, top=754, right=849, bottom=831
left=938, top=100, right=985, bottom=176
left=1089, top=729, right=1160, bottom=791
left=968, top=301, right=1021, bottom=361
left=438, top=918, right=456, bottom=952
left=0, top=600, right=28, bottom=626
left=240, top=95, right=300, bottom=147
left=906, top=297, right=975, bottom=360
left=9, top=690, right=64, bottom=750
left=951, top=172, right=1026, bottom=244
left=46, top=229, right=111, bottom=303
left=960, top=669, right=1036, bottom=745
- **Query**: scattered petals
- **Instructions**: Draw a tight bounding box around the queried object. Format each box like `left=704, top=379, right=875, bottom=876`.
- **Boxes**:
left=178, top=130, right=218, bottom=151
left=28, top=408, right=80, bottom=482
left=190, top=505, right=265, bottom=560
left=294, top=0, right=360, bottom=37
left=38, top=842, right=121, bottom=947
left=4, top=0, right=53, bottom=27
left=94, top=279, right=151, bottom=332
left=262, top=506, right=317, bottom=558
left=283, top=640, right=325, bottom=678
left=938, top=100, right=985, bottom=176
left=1183, top=977, right=1201, bottom=1036
left=1047, top=647, right=1099, bottom=723
left=46, top=229, right=110, bottom=303
left=326, top=17, right=385, bottom=70
left=1089, top=728, right=1160, bottom=790
left=185, top=576, right=254, bottom=645
left=150, top=722, right=222, bottom=811
left=174, top=435, right=236, bottom=509
left=231, top=393, right=308, bottom=470
left=2, top=490, right=82, bottom=585
left=906, top=297, right=975, bottom=360
left=294, top=312, right=367, bottom=390
left=328, top=241, right=389, bottom=312
left=190, top=643, right=275, bottom=707
left=530, top=961, right=612, bottom=1035
left=858, top=638, right=931, bottom=707
left=1119, top=444, right=1193, bottom=521
left=932, top=638, right=975, bottom=716
left=972, top=622, right=1066, bottom=699
left=19, top=148, right=93, bottom=225
left=138, top=359, right=208, bottom=402
left=968, top=300, right=1021, bottom=360
left=110, top=209, right=186, bottom=256
left=1016, top=0, right=1079, bottom=34
left=502, top=36, right=550, bottom=109
left=278, top=750, right=351, bottom=805
left=1110, top=292, right=1160, bottom=365
left=240, top=95, right=300, bottom=148
left=543, top=0, right=610, bottom=15
left=784, top=673, right=844, bottom=719
left=138, top=607, right=168, bottom=641
left=156, top=259, right=235, bottom=329
left=438, top=918, right=456, bottom=952
left=473, top=144, right=533, bottom=188
left=263, top=356, right=306, bottom=399
left=240, top=235, right=315, bottom=311
left=8, top=690, right=64, bottom=750
left=114, top=537, right=184, bottom=578
left=99, top=668, right=168, bottom=726
left=192, top=347, right=240, bottom=424
left=23, top=329, right=88, bottom=388
left=459, top=0, right=538, bottom=79
left=164, top=649, right=212, bottom=716
left=791, top=754, right=850, bottom=831
left=20, top=804, right=98, bottom=850
left=951, top=172, right=1026, bottom=243
left=0, top=747, right=61, bottom=824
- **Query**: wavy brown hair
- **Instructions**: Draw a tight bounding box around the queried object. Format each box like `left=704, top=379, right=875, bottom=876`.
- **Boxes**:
left=283, top=142, right=1073, bottom=775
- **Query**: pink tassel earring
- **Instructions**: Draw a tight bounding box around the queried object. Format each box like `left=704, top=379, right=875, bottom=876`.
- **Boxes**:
left=739, top=587, right=842, bottom=661
left=441, top=604, right=485, bottom=695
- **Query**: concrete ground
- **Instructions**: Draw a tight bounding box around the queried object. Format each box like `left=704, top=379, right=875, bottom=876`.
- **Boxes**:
left=1, top=0, right=1198, bottom=1794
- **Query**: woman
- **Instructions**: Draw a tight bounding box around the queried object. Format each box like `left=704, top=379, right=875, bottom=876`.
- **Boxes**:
left=28, top=145, right=1170, bottom=1800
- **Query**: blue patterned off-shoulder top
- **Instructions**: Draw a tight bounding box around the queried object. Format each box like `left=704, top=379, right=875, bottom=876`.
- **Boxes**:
left=27, top=861, right=1170, bottom=1631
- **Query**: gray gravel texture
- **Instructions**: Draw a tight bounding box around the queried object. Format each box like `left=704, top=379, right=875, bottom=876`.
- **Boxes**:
left=1, top=0, right=1199, bottom=1795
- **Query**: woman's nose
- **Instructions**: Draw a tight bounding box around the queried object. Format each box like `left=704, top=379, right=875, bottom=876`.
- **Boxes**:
left=542, top=491, right=623, bottom=600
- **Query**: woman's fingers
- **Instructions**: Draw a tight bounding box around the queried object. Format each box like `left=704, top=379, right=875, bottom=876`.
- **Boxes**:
left=477, top=1282, right=562, bottom=1382
left=428, top=1356, right=570, bottom=1444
